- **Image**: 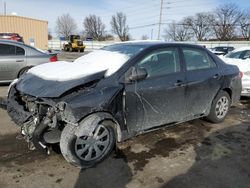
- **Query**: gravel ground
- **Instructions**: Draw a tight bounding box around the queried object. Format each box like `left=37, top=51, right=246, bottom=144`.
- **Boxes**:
left=0, top=52, right=249, bottom=188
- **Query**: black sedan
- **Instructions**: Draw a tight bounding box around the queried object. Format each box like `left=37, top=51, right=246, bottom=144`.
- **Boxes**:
left=7, top=42, right=242, bottom=168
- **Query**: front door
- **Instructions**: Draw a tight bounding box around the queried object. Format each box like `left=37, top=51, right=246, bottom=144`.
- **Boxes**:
left=0, top=44, right=26, bottom=81
left=124, top=47, right=187, bottom=135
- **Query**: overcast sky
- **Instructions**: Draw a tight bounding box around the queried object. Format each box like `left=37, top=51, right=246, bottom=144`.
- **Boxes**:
left=0, top=0, right=249, bottom=39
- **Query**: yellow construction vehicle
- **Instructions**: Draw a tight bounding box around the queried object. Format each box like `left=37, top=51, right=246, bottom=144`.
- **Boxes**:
left=63, top=35, right=86, bottom=52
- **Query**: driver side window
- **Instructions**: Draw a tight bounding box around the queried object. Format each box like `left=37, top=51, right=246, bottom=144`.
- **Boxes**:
left=136, top=48, right=180, bottom=79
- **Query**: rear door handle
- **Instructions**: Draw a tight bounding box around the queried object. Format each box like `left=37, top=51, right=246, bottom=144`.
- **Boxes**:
left=174, top=80, right=185, bottom=87
left=213, top=74, right=220, bottom=79
left=16, top=59, right=24, bottom=62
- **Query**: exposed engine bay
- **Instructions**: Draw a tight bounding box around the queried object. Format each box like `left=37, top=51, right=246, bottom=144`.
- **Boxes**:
left=8, top=88, right=67, bottom=154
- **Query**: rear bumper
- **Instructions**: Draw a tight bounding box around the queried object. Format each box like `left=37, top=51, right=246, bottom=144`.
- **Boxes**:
left=242, top=80, right=250, bottom=96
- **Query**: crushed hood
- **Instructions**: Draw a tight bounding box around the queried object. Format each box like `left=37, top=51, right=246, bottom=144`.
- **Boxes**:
left=16, top=71, right=106, bottom=98
left=15, top=50, right=130, bottom=98
left=27, top=50, right=129, bottom=82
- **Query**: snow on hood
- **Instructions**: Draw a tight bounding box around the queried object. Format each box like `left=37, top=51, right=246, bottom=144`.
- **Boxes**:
left=28, top=50, right=130, bottom=81
left=219, top=56, right=250, bottom=73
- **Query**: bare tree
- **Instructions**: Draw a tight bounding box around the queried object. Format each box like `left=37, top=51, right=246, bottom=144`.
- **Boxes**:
left=239, top=9, right=250, bottom=40
left=55, top=14, right=77, bottom=39
left=186, top=13, right=213, bottom=41
left=83, top=15, right=106, bottom=41
left=164, top=20, right=192, bottom=41
left=211, top=3, right=242, bottom=40
left=110, top=12, right=129, bottom=41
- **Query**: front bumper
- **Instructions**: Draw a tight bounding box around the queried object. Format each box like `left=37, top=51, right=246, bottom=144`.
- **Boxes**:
left=7, top=86, right=32, bottom=126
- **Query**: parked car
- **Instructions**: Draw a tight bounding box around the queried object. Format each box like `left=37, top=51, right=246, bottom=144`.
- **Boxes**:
left=220, top=47, right=250, bottom=96
left=0, top=40, right=58, bottom=83
left=0, top=33, right=24, bottom=43
left=210, top=46, right=235, bottom=56
left=7, top=42, right=241, bottom=168
left=224, top=47, right=250, bottom=60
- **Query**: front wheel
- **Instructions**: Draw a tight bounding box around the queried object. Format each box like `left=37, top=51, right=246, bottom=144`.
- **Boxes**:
left=205, top=91, right=231, bottom=123
left=60, top=115, right=116, bottom=168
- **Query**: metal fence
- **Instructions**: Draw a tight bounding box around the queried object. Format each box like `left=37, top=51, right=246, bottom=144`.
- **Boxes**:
left=48, top=40, right=114, bottom=51
left=48, top=40, right=250, bottom=51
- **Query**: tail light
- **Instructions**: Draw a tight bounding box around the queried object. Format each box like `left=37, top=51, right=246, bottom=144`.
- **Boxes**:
left=50, top=55, right=58, bottom=62
left=239, top=71, right=243, bottom=78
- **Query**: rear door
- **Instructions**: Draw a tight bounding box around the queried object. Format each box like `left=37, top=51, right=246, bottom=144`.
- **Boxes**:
left=0, top=44, right=26, bottom=81
left=182, top=47, right=223, bottom=118
left=124, top=47, right=187, bottom=134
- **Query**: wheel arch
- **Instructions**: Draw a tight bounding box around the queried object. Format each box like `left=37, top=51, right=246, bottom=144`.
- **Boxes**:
left=75, top=111, right=123, bottom=142
left=222, top=87, right=232, bottom=100
left=18, top=66, right=33, bottom=78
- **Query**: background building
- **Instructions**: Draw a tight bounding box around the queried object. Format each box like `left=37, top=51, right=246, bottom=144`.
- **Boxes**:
left=0, top=15, right=48, bottom=49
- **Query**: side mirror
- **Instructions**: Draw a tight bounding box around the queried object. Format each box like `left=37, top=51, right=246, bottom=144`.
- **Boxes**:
left=128, top=67, right=148, bottom=82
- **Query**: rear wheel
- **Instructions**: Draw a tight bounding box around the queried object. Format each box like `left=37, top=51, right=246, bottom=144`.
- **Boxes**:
left=60, top=114, right=116, bottom=168
left=205, top=91, right=231, bottom=123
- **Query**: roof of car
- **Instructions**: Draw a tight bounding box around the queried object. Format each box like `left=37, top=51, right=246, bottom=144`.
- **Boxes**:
left=0, top=39, right=48, bottom=55
left=113, top=40, right=204, bottom=48
left=232, top=46, right=250, bottom=52
left=0, top=39, right=39, bottom=50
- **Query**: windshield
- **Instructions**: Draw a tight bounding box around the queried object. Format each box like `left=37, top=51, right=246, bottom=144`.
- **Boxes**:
left=225, top=51, right=242, bottom=59
left=102, top=44, right=146, bottom=57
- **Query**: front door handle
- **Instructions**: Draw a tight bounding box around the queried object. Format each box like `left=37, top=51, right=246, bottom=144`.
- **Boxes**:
left=16, top=59, right=24, bottom=62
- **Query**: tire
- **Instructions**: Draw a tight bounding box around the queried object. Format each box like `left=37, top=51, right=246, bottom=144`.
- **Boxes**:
left=205, top=90, right=231, bottom=123
left=60, top=114, right=116, bottom=168
left=69, top=47, right=73, bottom=52
left=18, top=67, right=30, bottom=78
left=80, top=49, right=84, bottom=53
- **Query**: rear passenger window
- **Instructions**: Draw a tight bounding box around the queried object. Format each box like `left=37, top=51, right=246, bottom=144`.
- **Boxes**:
left=183, top=48, right=216, bottom=71
left=0, top=44, right=15, bottom=55
left=0, top=44, right=25, bottom=56
left=16, top=46, right=25, bottom=55
left=137, top=48, right=180, bottom=78
left=243, top=50, right=250, bottom=59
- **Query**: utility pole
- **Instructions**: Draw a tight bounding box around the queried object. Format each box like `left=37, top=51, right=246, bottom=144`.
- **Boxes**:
left=4, top=1, right=6, bottom=15
left=157, top=0, right=163, bottom=40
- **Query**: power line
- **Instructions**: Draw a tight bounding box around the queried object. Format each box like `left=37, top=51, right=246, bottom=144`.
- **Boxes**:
left=129, top=23, right=158, bottom=29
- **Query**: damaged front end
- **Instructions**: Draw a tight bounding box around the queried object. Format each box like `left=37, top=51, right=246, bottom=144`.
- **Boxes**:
left=6, top=71, right=108, bottom=154
left=7, top=86, right=68, bottom=154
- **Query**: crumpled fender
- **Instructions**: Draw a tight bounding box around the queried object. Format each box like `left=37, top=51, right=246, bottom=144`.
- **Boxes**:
left=74, top=112, right=122, bottom=142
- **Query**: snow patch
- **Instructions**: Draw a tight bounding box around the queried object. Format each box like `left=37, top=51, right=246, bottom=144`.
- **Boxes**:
left=219, top=56, right=250, bottom=73
left=28, top=50, right=130, bottom=81
left=230, top=46, right=250, bottom=53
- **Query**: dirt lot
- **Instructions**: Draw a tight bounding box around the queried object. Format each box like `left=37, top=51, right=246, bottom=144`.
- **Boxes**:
left=0, top=52, right=249, bottom=188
